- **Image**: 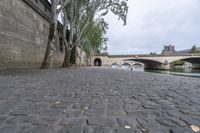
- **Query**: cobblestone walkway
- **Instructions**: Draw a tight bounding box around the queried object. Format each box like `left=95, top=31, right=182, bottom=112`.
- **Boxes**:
left=0, top=68, right=200, bottom=133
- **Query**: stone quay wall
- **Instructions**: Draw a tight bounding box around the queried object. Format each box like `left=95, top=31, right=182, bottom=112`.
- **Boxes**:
left=0, top=0, right=64, bottom=69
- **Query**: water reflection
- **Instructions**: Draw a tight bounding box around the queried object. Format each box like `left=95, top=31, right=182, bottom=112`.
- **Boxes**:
left=111, top=64, right=119, bottom=69
left=168, top=68, right=200, bottom=77
left=121, top=65, right=130, bottom=70
left=111, top=65, right=200, bottom=78
left=131, top=66, right=144, bottom=72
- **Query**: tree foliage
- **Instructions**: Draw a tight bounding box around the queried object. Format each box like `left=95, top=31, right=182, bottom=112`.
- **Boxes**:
left=60, top=0, right=128, bottom=67
left=82, top=19, right=108, bottom=58
left=172, top=60, right=185, bottom=66
left=150, top=52, right=157, bottom=55
left=190, top=45, right=200, bottom=53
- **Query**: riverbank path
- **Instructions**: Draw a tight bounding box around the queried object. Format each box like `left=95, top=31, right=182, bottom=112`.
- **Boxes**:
left=0, top=68, right=200, bottom=133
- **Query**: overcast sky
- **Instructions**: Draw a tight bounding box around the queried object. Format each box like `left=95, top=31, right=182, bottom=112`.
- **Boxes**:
left=104, top=0, right=200, bottom=55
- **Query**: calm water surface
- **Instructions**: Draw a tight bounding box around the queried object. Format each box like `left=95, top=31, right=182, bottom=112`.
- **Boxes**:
left=112, top=66, right=200, bottom=78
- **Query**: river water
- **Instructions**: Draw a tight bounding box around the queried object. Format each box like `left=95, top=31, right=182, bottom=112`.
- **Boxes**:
left=112, top=66, right=200, bottom=78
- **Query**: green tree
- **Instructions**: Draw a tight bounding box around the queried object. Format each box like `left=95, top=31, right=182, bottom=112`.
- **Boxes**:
left=172, top=60, right=184, bottom=66
left=191, top=45, right=197, bottom=53
left=82, top=19, right=108, bottom=65
left=61, top=0, right=129, bottom=67
left=150, top=52, right=157, bottom=55
left=190, top=45, right=200, bottom=53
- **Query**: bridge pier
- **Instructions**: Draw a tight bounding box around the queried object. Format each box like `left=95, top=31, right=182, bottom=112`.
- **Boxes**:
left=192, top=63, right=200, bottom=69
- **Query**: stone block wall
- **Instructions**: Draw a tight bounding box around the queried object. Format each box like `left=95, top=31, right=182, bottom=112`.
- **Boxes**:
left=0, top=0, right=64, bottom=69
left=76, top=46, right=88, bottom=66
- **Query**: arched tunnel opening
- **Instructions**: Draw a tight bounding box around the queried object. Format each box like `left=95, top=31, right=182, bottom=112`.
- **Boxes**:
left=94, top=58, right=102, bottom=66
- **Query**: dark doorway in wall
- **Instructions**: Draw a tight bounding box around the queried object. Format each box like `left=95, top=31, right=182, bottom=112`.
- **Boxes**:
left=94, top=58, right=102, bottom=66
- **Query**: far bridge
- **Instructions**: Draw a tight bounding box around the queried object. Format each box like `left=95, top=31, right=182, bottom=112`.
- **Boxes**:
left=92, top=53, right=200, bottom=70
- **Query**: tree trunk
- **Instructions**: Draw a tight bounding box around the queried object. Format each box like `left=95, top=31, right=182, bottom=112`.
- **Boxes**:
left=89, top=57, right=92, bottom=66
left=79, top=48, right=83, bottom=66
left=62, top=43, right=73, bottom=67
left=40, top=23, right=56, bottom=69
left=67, top=49, right=72, bottom=65
left=75, top=44, right=77, bottom=67
left=62, top=44, right=69, bottom=67
left=40, top=0, right=57, bottom=69
left=62, top=9, right=70, bottom=68
left=62, top=0, right=76, bottom=67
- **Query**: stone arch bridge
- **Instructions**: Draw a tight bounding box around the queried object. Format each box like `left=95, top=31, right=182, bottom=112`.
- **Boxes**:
left=92, top=54, right=200, bottom=70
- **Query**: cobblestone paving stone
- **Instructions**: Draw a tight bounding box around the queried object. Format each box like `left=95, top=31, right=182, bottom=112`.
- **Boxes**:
left=0, top=68, right=200, bottom=133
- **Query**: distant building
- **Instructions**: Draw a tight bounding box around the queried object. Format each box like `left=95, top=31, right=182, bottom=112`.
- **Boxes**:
left=175, top=47, right=200, bottom=54
left=161, top=45, right=175, bottom=55
left=161, top=45, right=200, bottom=55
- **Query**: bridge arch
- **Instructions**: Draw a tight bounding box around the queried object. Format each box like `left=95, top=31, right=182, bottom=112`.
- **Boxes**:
left=169, top=57, right=200, bottom=69
left=127, top=59, right=164, bottom=69
left=122, top=63, right=131, bottom=67
left=111, top=63, right=120, bottom=66
left=94, top=58, right=102, bottom=66
left=121, top=62, right=131, bottom=69
left=111, top=63, right=120, bottom=68
left=169, top=57, right=200, bottom=63
left=133, top=63, right=144, bottom=67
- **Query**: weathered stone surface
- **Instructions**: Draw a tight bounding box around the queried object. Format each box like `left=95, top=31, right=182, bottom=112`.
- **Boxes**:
left=0, top=0, right=64, bottom=69
left=0, top=125, right=23, bottom=133
left=170, top=127, right=195, bottom=133
left=0, top=68, right=200, bottom=133
left=115, top=128, right=137, bottom=133
left=86, top=117, right=118, bottom=127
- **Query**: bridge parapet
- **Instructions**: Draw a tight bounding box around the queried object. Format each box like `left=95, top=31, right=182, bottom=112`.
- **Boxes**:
left=107, top=53, right=200, bottom=58
left=92, top=53, right=200, bottom=69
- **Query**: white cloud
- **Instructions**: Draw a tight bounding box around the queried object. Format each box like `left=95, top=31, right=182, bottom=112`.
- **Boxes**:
left=105, top=0, right=200, bottom=54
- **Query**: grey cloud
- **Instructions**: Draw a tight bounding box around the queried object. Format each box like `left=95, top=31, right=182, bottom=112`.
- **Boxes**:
left=105, top=0, right=200, bottom=55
